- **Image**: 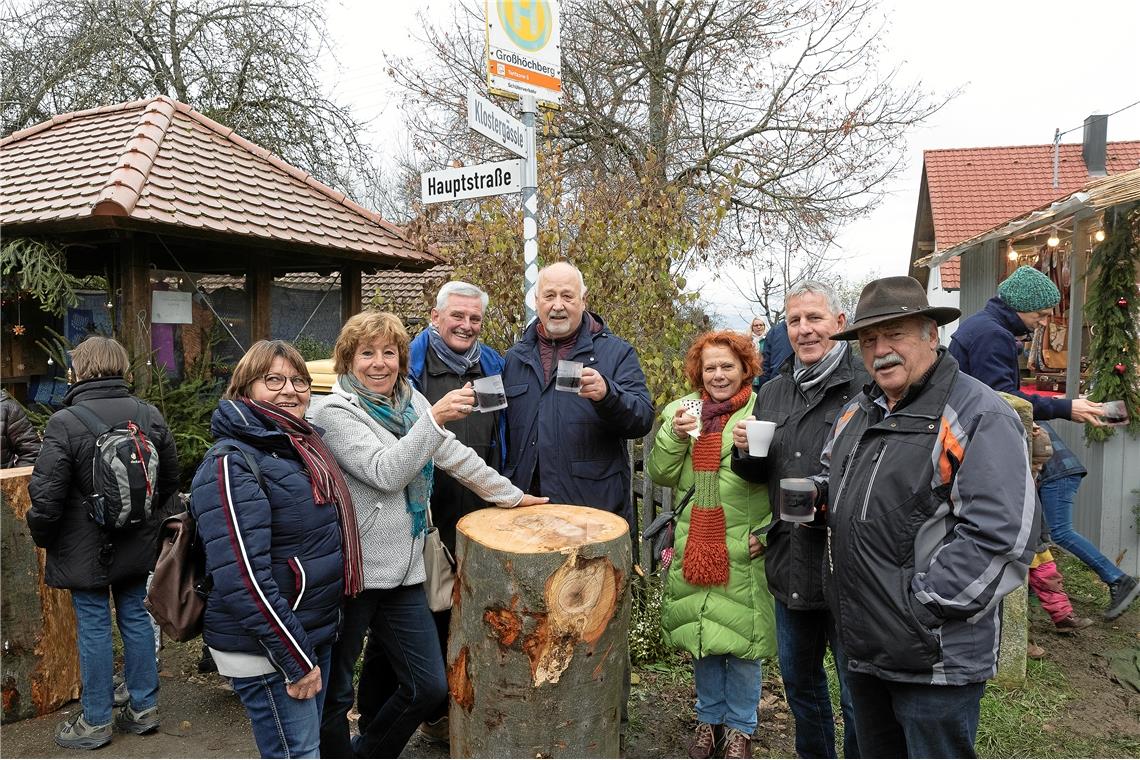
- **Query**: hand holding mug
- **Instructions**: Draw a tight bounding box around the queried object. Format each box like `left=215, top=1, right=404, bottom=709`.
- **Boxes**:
left=431, top=383, right=476, bottom=424
left=672, top=407, right=698, bottom=439
left=732, top=417, right=754, bottom=450
left=578, top=367, right=608, bottom=401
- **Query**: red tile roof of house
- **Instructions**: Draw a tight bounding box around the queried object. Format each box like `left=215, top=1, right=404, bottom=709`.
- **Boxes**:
left=0, top=96, right=438, bottom=267
left=925, top=140, right=1140, bottom=289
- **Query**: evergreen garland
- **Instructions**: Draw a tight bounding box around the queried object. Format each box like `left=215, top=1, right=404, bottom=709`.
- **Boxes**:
left=1084, top=202, right=1140, bottom=443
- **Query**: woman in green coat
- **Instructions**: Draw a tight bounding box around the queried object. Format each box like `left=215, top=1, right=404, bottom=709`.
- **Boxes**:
left=647, top=330, right=776, bottom=759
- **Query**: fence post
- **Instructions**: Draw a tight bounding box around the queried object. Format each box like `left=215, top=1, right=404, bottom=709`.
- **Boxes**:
left=638, top=431, right=655, bottom=571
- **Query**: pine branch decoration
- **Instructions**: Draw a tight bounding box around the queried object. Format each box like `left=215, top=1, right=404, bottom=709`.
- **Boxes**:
left=1084, top=202, right=1140, bottom=443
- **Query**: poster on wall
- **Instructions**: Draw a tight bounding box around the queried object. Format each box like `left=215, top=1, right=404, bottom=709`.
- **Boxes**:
left=151, top=291, right=193, bottom=324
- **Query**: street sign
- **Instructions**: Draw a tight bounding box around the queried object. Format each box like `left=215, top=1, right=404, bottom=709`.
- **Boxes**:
left=468, top=87, right=528, bottom=158
left=486, top=0, right=561, bottom=106
left=421, top=159, right=524, bottom=205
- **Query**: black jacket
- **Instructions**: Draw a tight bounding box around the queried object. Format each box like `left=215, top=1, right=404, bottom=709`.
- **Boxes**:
left=1, top=390, right=40, bottom=467
left=731, top=349, right=868, bottom=609
left=27, top=378, right=179, bottom=590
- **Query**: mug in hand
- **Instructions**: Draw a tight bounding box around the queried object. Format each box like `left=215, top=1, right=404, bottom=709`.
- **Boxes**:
left=555, top=359, right=584, bottom=392
left=472, top=375, right=507, bottom=412
left=745, top=420, right=777, bottom=457
left=779, top=478, right=816, bottom=523
left=1102, top=400, right=1130, bottom=426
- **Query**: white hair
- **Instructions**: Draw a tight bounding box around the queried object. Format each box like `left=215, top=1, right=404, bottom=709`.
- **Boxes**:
left=786, top=279, right=843, bottom=316
left=537, top=262, right=587, bottom=297
left=435, top=281, right=488, bottom=310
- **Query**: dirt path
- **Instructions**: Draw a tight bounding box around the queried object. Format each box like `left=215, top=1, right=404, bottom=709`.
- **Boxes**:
left=2, top=581, right=1135, bottom=758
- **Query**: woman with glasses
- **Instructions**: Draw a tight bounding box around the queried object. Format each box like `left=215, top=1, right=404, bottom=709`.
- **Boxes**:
left=28, top=336, right=179, bottom=750
left=189, top=340, right=360, bottom=758
left=311, top=311, right=547, bottom=758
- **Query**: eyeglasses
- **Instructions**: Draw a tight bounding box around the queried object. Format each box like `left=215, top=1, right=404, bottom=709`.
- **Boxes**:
left=260, top=373, right=311, bottom=392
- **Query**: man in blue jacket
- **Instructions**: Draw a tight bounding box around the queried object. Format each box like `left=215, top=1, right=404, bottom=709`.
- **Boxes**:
left=363, top=280, right=508, bottom=746
left=501, top=261, right=654, bottom=522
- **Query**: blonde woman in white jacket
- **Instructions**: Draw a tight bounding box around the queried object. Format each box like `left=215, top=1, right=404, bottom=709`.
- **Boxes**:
left=310, top=310, right=545, bottom=758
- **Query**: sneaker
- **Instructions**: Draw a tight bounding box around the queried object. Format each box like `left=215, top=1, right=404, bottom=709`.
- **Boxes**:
left=722, top=727, right=753, bottom=759
left=112, top=677, right=128, bottom=708
left=417, top=716, right=449, bottom=746
left=1054, top=614, right=1094, bottom=633
left=54, top=712, right=112, bottom=750
left=115, top=704, right=160, bottom=735
left=1105, top=575, right=1140, bottom=620
left=1027, top=641, right=1046, bottom=659
left=688, top=722, right=722, bottom=759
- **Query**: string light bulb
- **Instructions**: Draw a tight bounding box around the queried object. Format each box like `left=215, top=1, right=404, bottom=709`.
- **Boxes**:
left=1007, top=242, right=1018, bottom=261
left=1047, top=230, right=1060, bottom=247
left=1094, top=228, right=1106, bottom=242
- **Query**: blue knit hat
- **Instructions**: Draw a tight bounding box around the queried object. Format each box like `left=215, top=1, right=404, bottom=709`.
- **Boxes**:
left=997, top=266, right=1060, bottom=312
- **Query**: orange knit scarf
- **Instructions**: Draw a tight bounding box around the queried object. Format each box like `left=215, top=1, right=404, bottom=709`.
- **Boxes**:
left=682, top=384, right=752, bottom=587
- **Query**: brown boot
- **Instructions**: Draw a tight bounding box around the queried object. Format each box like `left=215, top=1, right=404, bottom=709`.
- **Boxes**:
left=722, top=727, right=752, bottom=758
left=688, top=722, right=722, bottom=759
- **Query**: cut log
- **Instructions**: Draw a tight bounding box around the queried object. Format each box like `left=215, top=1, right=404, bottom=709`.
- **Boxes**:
left=448, top=504, right=631, bottom=758
left=1, top=467, right=81, bottom=723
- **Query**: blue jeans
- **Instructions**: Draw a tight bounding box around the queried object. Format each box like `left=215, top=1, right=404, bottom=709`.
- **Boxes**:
left=774, top=601, right=860, bottom=758
left=320, top=584, right=447, bottom=759
left=232, top=644, right=332, bottom=759
left=846, top=672, right=984, bottom=758
left=71, top=579, right=158, bottom=725
left=693, top=655, right=763, bottom=734
left=1039, top=475, right=1124, bottom=585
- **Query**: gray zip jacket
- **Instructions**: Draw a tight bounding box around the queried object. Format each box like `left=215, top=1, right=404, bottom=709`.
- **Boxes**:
left=310, top=380, right=522, bottom=589
left=813, top=351, right=1038, bottom=685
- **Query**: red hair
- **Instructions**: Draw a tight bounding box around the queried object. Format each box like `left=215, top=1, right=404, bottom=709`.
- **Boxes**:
left=683, top=330, right=760, bottom=390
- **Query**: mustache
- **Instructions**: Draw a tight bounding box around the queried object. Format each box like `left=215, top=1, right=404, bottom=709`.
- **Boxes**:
left=873, top=352, right=905, bottom=370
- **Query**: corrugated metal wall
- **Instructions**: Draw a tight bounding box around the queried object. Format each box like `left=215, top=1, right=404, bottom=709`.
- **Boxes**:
left=957, top=240, right=1001, bottom=319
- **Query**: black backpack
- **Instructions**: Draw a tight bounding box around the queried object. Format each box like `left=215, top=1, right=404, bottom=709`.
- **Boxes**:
left=68, top=401, right=160, bottom=531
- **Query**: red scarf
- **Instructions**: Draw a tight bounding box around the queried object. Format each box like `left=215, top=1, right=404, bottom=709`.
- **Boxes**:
left=244, top=399, right=364, bottom=596
left=682, top=384, right=753, bottom=587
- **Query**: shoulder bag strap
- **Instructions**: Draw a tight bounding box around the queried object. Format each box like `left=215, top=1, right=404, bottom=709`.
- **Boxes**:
left=212, top=443, right=266, bottom=492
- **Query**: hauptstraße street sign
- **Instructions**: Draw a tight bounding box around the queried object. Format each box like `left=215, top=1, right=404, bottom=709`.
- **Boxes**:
left=420, top=159, right=523, bottom=204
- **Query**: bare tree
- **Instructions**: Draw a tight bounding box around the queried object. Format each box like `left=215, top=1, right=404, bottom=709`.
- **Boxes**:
left=1, top=0, right=376, bottom=195
left=385, top=0, right=951, bottom=258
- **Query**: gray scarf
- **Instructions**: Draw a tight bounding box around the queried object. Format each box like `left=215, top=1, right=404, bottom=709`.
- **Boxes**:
left=426, top=325, right=482, bottom=377
left=793, top=340, right=847, bottom=396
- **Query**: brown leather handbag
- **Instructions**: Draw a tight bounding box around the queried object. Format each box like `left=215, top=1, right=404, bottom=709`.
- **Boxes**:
left=145, top=510, right=210, bottom=642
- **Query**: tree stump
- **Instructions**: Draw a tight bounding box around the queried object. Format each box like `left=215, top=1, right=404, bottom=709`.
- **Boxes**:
left=1, top=467, right=81, bottom=722
left=448, top=505, right=631, bottom=758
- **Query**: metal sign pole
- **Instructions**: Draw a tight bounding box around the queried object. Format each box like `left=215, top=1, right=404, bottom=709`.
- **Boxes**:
left=521, top=93, right=538, bottom=323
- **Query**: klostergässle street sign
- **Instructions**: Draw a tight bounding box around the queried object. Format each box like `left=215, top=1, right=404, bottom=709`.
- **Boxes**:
left=467, top=87, right=528, bottom=158
left=421, top=159, right=524, bottom=204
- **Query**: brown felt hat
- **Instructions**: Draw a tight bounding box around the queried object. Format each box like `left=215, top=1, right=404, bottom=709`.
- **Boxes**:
left=831, top=276, right=961, bottom=341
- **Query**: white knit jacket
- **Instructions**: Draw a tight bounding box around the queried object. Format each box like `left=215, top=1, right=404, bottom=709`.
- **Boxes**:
left=309, top=380, right=522, bottom=589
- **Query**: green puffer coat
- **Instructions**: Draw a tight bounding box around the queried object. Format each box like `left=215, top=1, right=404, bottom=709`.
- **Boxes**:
left=647, top=393, right=776, bottom=661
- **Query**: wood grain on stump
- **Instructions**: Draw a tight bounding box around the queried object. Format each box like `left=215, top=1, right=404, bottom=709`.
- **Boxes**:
left=1, top=467, right=81, bottom=723
left=448, top=505, right=631, bottom=758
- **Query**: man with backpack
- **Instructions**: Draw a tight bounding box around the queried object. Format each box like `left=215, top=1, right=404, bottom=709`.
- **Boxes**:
left=28, top=336, right=179, bottom=751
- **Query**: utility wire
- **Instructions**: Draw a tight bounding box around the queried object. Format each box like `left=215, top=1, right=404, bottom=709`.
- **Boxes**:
left=1055, top=100, right=1140, bottom=139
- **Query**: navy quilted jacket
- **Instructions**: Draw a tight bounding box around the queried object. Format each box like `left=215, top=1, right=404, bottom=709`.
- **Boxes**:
left=189, top=399, right=344, bottom=683
left=948, top=296, right=1071, bottom=421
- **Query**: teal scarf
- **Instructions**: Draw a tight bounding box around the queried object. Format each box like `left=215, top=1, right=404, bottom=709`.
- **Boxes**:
left=340, top=374, right=434, bottom=538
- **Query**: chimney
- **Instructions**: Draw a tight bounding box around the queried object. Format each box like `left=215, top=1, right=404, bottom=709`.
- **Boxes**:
left=1082, top=114, right=1107, bottom=176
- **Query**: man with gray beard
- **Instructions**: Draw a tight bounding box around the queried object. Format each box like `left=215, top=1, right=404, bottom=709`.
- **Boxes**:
left=807, top=276, right=1038, bottom=758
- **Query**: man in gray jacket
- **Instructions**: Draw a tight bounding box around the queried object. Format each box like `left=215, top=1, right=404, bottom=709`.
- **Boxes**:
left=811, top=277, right=1038, bottom=758
left=730, top=280, right=866, bottom=759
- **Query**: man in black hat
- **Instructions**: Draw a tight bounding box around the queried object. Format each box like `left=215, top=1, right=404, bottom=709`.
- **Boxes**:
left=808, top=276, right=1038, bottom=758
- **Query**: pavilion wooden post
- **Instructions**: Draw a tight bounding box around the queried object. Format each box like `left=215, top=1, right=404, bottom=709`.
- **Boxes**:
left=341, top=264, right=362, bottom=320
left=116, top=237, right=152, bottom=388
left=448, top=505, right=631, bottom=758
left=1, top=468, right=81, bottom=722
left=248, top=261, right=272, bottom=342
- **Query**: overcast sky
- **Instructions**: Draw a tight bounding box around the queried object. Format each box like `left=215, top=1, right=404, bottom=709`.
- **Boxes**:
left=324, top=0, right=1140, bottom=328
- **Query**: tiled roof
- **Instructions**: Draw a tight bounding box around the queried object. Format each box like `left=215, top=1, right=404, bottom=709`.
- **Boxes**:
left=0, top=96, right=437, bottom=267
left=197, top=265, right=453, bottom=315
left=924, top=140, right=1140, bottom=289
